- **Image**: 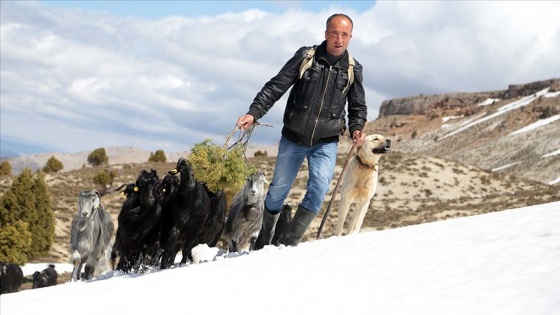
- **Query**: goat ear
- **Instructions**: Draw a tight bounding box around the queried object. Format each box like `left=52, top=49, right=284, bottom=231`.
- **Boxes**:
left=92, top=189, right=100, bottom=198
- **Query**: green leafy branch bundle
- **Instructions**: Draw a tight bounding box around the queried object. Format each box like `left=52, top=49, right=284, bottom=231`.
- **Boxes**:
left=188, top=124, right=269, bottom=195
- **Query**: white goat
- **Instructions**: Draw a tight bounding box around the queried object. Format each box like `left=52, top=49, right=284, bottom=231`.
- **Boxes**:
left=223, top=172, right=268, bottom=252
left=70, top=189, right=114, bottom=280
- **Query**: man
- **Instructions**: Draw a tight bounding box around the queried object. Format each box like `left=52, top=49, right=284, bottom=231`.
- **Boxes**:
left=236, top=13, right=367, bottom=247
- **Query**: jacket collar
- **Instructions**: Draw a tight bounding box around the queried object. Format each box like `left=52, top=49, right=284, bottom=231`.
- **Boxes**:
left=316, top=40, right=349, bottom=68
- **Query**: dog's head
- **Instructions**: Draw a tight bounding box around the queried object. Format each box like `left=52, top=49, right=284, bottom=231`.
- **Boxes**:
left=356, top=134, right=391, bottom=165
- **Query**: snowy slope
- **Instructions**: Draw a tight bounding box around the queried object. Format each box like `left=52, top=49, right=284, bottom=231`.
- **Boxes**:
left=2, top=201, right=559, bottom=315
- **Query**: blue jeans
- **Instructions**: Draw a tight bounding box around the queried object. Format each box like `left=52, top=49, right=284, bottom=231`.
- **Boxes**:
left=265, top=136, right=338, bottom=214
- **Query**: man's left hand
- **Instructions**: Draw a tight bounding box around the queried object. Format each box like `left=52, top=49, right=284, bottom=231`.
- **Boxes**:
left=352, top=130, right=366, bottom=147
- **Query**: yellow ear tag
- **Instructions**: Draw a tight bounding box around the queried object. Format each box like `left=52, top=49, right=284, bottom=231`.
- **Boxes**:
left=163, top=189, right=167, bottom=192
left=120, top=192, right=125, bottom=196
left=134, top=187, right=138, bottom=192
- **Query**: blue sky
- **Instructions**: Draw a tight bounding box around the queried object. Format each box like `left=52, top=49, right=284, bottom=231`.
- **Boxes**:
left=38, top=1, right=376, bottom=18
left=1, top=1, right=559, bottom=154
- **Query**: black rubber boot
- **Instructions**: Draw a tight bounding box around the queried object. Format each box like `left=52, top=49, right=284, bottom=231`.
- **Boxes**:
left=253, top=208, right=280, bottom=250
left=281, top=205, right=316, bottom=246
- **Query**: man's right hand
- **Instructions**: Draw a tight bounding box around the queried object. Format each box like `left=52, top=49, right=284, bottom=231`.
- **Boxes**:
left=236, top=114, right=255, bottom=130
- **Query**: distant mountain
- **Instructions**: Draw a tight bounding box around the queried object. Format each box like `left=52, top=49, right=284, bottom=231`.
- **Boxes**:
left=0, top=135, right=64, bottom=158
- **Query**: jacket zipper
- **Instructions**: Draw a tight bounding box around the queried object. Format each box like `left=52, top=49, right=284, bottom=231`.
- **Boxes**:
left=310, top=65, right=332, bottom=146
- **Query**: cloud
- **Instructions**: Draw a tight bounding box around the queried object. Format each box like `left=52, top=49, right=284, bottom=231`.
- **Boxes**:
left=1, top=1, right=558, bottom=153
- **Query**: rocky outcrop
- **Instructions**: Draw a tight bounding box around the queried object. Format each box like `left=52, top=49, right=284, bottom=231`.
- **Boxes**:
left=503, top=78, right=560, bottom=99
left=378, top=91, right=501, bottom=117
left=378, top=78, right=560, bottom=118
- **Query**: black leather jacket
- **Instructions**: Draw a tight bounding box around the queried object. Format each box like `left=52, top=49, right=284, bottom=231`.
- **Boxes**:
left=247, top=41, right=368, bottom=147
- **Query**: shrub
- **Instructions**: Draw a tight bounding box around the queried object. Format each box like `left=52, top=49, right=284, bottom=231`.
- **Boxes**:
left=0, top=160, right=11, bottom=176
left=148, top=150, right=167, bottom=163
left=539, top=106, right=553, bottom=119
left=87, top=148, right=109, bottom=167
left=43, top=155, right=64, bottom=173
left=93, top=169, right=116, bottom=194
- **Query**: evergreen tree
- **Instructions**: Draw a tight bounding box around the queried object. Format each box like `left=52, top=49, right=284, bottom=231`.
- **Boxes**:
left=0, top=168, right=36, bottom=226
left=43, top=155, right=64, bottom=173
left=0, top=220, right=32, bottom=265
left=31, top=171, right=55, bottom=256
left=0, top=168, right=37, bottom=260
left=0, top=168, right=55, bottom=261
left=0, top=160, right=11, bottom=176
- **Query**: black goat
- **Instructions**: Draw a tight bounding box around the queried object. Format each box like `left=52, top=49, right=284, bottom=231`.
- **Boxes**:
left=115, top=182, right=136, bottom=198
left=160, top=158, right=211, bottom=268
left=113, top=169, right=164, bottom=272
left=32, top=264, right=58, bottom=289
left=199, top=187, right=227, bottom=248
left=162, top=172, right=180, bottom=204
left=0, top=262, right=23, bottom=294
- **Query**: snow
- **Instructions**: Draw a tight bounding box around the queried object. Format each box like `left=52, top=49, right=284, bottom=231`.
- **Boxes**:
left=544, top=91, right=560, bottom=98
left=440, top=87, right=552, bottom=140
left=441, top=115, right=462, bottom=123
left=542, top=149, right=560, bottom=158
left=550, top=177, right=560, bottom=185
left=20, top=263, right=74, bottom=277
left=509, top=115, right=560, bottom=136
left=478, top=98, right=501, bottom=106
left=1, top=201, right=559, bottom=315
left=491, top=161, right=521, bottom=172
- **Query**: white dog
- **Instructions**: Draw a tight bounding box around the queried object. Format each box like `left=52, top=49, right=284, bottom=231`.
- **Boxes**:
left=335, top=134, right=390, bottom=236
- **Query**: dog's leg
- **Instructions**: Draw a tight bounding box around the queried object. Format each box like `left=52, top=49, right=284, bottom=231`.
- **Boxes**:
left=335, top=196, right=353, bottom=236
left=349, top=201, right=371, bottom=234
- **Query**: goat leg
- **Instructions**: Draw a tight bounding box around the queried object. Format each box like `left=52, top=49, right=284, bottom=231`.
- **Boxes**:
left=84, top=265, right=94, bottom=280
left=161, top=227, right=179, bottom=269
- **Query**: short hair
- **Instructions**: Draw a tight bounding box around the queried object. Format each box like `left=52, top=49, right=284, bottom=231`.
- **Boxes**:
left=326, top=13, right=354, bottom=31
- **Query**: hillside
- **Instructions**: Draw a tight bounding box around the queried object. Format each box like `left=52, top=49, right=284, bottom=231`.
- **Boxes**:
left=1, top=77, right=559, bottom=264
left=369, top=78, right=560, bottom=185
left=1, top=141, right=558, bottom=264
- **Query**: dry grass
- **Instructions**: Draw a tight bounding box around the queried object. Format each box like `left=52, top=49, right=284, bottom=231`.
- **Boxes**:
left=1, top=142, right=559, bottom=265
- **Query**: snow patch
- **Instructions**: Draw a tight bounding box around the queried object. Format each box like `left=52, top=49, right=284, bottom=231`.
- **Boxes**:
left=542, top=149, right=560, bottom=158
left=440, top=87, right=552, bottom=140
left=478, top=98, right=501, bottom=106
left=492, top=162, right=521, bottom=172
left=509, top=115, right=560, bottom=136
left=191, top=243, right=220, bottom=264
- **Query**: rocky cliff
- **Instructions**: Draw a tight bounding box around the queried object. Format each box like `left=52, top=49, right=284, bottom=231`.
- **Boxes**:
left=379, top=78, right=560, bottom=117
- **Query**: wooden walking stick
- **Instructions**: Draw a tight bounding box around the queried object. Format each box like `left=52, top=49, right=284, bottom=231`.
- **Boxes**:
left=316, top=121, right=368, bottom=240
